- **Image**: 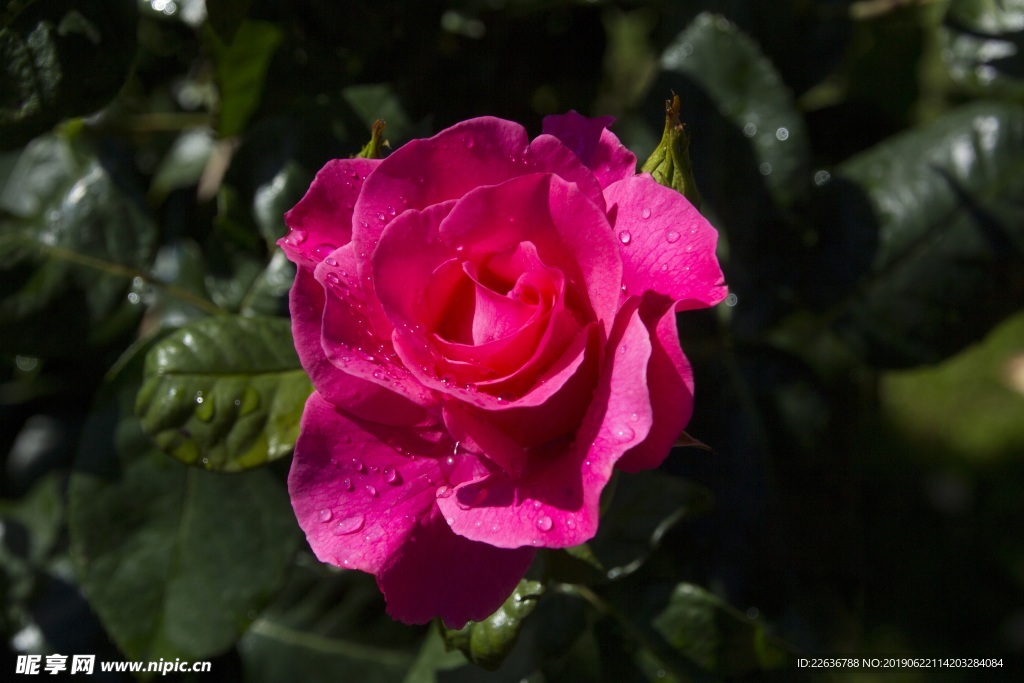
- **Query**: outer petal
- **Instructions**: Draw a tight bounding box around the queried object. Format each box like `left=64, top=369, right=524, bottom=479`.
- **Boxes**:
left=377, top=505, right=535, bottom=628
left=289, top=266, right=430, bottom=426
left=290, top=393, right=532, bottom=627
left=616, top=294, right=695, bottom=472
left=603, top=174, right=727, bottom=308
left=289, top=393, right=450, bottom=574
left=436, top=304, right=654, bottom=548
left=279, top=157, right=381, bottom=267
left=541, top=111, right=637, bottom=188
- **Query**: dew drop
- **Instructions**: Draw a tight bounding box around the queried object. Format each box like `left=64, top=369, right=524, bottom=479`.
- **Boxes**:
left=372, top=370, right=384, bottom=379
left=660, top=263, right=669, bottom=272
left=377, top=212, right=386, bottom=221
left=566, top=517, right=576, bottom=530
left=436, top=485, right=454, bottom=499
left=365, top=484, right=378, bottom=497
left=351, top=458, right=364, bottom=472
left=288, top=229, right=307, bottom=244
left=387, top=206, right=396, bottom=216
left=341, top=477, right=352, bottom=491
left=666, top=230, right=680, bottom=243
left=536, top=516, right=553, bottom=532
left=532, top=500, right=542, bottom=510
left=318, top=509, right=333, bottom=522
left=325, top=257, right=338, bottom=267
left=630, top=412, right=639, bottom=422
left=618, top=230, right=632, bottom=245
left=641, top=207, right=651, bottom=219
left=334, top=514, right=365, bottom=535
left=613, top=424, right=635, bottom=442
left=383, top=467, right=399, bottom=484
left=326, top=273, right=340, bottom=285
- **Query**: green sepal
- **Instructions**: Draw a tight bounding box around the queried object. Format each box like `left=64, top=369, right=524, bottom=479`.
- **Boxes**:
left=439, top=579, right=544, bottom=671
left=640, top=95, right=701, bottom=210
left=356, top=119, right=389, bottom=160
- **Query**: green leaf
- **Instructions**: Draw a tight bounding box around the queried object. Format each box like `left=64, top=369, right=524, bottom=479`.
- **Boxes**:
left=942, top=0, right=1024, bottom=99
left=0, top=0, right=137, bottom=150
left=239, top=558, right=421, bottom=683
left=210, top=20, right=283, bottom=137
left=149, top=128, right=215, bottom=202
left=440, top=579, right=545, bottom=671
left=0, top=134, right=157, bottom=357
left=824, top=101, right=1024, bottom=367
left=240, top=250, right=295, bottom=317
left=659, top=12, right=810, bottom=208
left=135, top=315, right=312, bottom=471
left=547, top=471, right=712, bottom=585
left=652, top=583, right=789, bottom=676
left=69, top=341, right=300, bottom=661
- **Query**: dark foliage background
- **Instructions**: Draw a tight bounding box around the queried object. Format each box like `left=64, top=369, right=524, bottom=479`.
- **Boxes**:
left=2, top=0, right=1023, bottom=681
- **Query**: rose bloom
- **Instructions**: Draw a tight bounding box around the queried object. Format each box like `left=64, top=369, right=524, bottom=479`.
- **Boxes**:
left=279, top=113, right=725, bottom=627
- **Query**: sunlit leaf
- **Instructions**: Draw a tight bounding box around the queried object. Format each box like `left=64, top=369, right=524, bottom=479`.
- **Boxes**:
left=942, top=0, right=1024, bottom=99
left=135, top=315, right=312, bottom=471
left=822, top=101, right=1024, bottom=367
left=659, top=12, right=810, bottom=208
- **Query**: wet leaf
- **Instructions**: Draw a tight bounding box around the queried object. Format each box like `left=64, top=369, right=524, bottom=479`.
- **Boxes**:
left=135, top=315, right=312, bottom=471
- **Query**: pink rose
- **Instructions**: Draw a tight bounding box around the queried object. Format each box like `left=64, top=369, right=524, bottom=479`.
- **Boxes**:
left=279, top=113, right=726, bottom=627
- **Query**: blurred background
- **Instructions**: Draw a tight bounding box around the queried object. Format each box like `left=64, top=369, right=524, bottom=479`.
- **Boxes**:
left=2, top=0, right=1023, bottom=681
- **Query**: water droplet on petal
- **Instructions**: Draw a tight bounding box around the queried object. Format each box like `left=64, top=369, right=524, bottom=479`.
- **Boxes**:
left=613, top=424, right=635, bottom=442
left=387, top=206, right=396, bottom=216
left=341, top=477, right=352, bottom=491
left=325, top=257, right=338, bottom=267
left=351, top=458, right=364, bottom=472
left=326, top=273, right=340, bottom=285
left=334, top=514, right=364, bottom=535
left=318, top=509, right=333, bottom=522
left=566, top=517, right=576, bottom=530
left=383, top=467, right=399, bottom=484
left=641, top=208, right=651, bottom=219
left=532, top=500, right=542, bottom=510
left=436, top=485, right=454, bottom=499
left=618, top=230, right=632, bottom=245
left=365, top=484, right=378, bottom=497
left=666, top=230, right=680, bottom=243
left=660, top=263, right=669, bottom=271
left=377, top=212, right=386, bottom=221
left=288, top=229, right=307, bottom=244
left=536, top=515, right=553, bottom=532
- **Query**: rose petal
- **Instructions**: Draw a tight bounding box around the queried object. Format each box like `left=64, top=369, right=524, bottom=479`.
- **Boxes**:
left=279, top=158, right=380, bottom=267
left=436, top=305, right=653, bottom=548
left=541, top=111, right=637, bottom=188
left=616, top=293, right=695, bottom=472
left=603, top=174, right=727, bottom=308
left=352, top=117, right=608, bottom=339
left=438, top=173, right=621, bottom=338
left=377, top=505, right=535, bottom=628
left=289, top=393, right=450, bottom=574
left=290, top=267, right=431, bottom=426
